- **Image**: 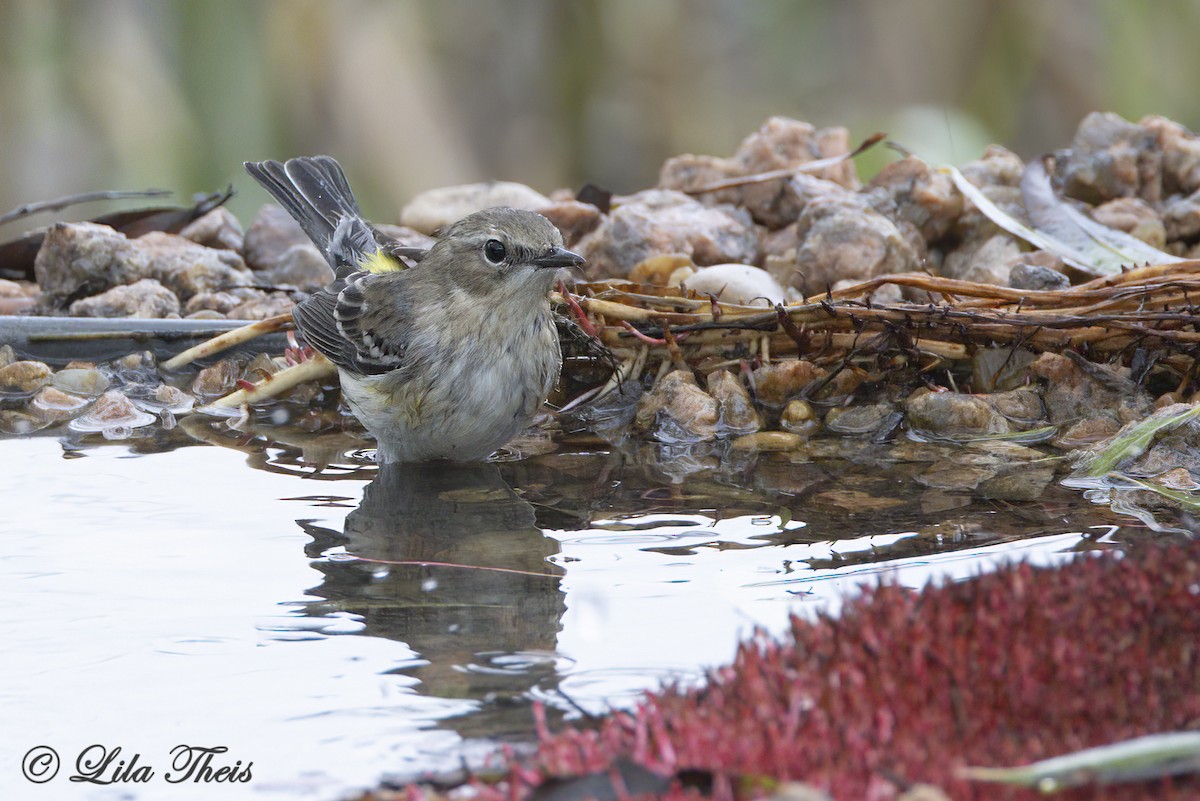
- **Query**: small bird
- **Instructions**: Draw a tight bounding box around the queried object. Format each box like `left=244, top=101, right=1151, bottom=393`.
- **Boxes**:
left=244, top=156, right=583, bottom=462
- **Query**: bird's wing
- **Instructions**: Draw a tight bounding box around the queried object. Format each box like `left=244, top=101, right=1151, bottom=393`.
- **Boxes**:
left=292, top=271, right=413, bottom=377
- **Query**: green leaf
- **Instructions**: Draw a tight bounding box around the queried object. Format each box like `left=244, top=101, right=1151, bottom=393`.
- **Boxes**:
left=1066, top=403, right=1200, bottom=483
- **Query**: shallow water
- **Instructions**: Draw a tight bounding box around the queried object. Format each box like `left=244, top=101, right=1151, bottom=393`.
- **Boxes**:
left=0, top=425, right=1134, bottom=800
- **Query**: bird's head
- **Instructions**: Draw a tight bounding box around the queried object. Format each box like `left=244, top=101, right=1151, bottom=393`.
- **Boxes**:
left=424, top=207, right=584, bottom=297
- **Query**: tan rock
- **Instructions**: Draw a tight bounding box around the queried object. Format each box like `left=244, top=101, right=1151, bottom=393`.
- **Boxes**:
left=766, top=194, right=920, bottom=293
left=0, top=360, right=51, bottom=396
left=575, top=189, right=759, bottom=279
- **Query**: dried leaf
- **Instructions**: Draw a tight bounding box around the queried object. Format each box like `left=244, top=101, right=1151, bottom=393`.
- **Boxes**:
left=943, top=165, right=1096, bottom=273
left=1020, top=157, right=1182, bottom=273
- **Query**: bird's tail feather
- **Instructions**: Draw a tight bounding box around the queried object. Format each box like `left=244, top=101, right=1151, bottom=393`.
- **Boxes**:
left=244, top=156, right=377, bottom=274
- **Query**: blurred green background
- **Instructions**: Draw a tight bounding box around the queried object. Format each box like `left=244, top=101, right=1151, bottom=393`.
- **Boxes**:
left=1, top=0, right=1197, bottom=226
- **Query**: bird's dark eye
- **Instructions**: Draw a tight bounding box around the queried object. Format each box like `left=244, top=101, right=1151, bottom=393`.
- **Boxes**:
left=484, top=239, right=507, bottom=264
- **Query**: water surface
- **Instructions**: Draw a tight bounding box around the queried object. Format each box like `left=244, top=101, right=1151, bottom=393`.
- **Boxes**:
left=0, top=429, right=1132, bottom=799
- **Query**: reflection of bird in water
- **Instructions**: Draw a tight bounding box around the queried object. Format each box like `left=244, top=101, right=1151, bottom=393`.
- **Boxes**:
left=305, top=462, right=565, bottom=737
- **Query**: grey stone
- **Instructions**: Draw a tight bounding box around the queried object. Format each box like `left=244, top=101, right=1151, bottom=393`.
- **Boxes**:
left=1008, top=262, right=1068, bottom=292
left=941, top=232, right=1021, bottom=286
left=179, top=207, right=244, bottom=252
left=136, top=231, right=253, bottom=299
left=400, top=181, right=552, bottom=235
left=34, top=222, right=153, bottom=307
left=69, top=278, right=181, bottom=318
left=255, top=244, right=333, bottom=291
left=243, top=204, right=310, bottom=272
left=1058, top=111, right=1160, bottom=204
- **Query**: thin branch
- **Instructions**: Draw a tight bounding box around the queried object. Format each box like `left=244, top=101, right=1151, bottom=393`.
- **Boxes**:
left=0, top=189, right=172, bottom=226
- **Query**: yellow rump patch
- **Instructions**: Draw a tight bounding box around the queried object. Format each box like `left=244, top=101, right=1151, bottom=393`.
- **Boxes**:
left=360, top=250, right=405, bottom=274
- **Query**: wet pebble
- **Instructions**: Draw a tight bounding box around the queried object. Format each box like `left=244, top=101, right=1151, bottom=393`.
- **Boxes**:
left=0, top=360, right=52, bottom=396
left=904, top=388, right=1010, bottom=438
left=824, top=402, right=896, bottom=435
left=0, top=344, right=16, bottom=369
left=914, top=461, right=996, bottom=490
left=634, top=369, right=719, bottom=442
left=780, top=399, right=819, bottom=437
left=976, top=466, right=1055, bottom=501
left=69, top=389, right=156, bottom=437
left=192, top=359, right=241, bottom=399
left=707, top=369, right=760, bottom=434
left=1031, top=352, right=1152, bottom=426
left=30, top=387, right=91, bottom=423
left=107, top=351, right=158, bottom=384
left=0, top=409, right=50, bottom=435
left=731, top=431, right=804, bottom=451
left=1052, top=417, right=1121, bottom=450
left=751, top=359, right=826, bottom=406
left=128, top=383, right=194, bottom=414
left=50, top=367, right=112, bottom=397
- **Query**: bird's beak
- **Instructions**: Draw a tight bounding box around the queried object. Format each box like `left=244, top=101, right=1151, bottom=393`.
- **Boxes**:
left=531, top=247, right=585, bottom=269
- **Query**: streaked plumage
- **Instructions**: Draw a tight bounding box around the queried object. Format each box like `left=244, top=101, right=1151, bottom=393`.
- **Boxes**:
left=244, top=156, right=583, bottom=462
